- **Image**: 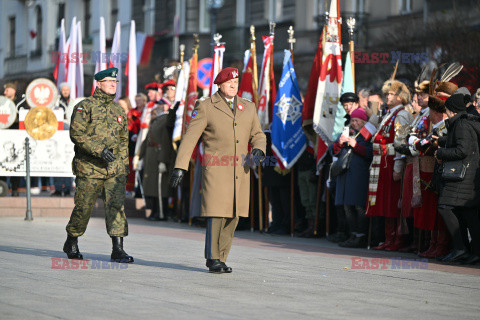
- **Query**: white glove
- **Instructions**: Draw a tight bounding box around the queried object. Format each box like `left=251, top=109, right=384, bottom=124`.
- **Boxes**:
left=133, top=155, right=140, bottom=170
left=158, top=162, right=167, bottom=173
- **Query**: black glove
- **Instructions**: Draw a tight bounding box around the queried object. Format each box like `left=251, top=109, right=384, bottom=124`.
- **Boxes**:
left=170, top=168, right=186, bottom=188
left=394, top=144, right=412, bottom=156
left=251, top=148, right=266, bottom=166
left=101, top=148, right=116, bottom=162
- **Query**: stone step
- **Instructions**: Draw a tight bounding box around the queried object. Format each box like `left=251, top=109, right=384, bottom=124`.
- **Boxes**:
left=0, top=196, right=146, bottom=219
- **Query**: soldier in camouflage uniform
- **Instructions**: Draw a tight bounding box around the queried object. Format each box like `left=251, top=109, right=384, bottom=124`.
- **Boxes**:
left=63, top=68, right=134, bottom=263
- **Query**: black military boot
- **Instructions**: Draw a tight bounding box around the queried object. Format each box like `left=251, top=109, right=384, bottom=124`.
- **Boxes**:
left=111, top=237, right=134, bottom=263
left=63, top=235, right=83, bottom=259
left=206, top=259, right=224, bottom=273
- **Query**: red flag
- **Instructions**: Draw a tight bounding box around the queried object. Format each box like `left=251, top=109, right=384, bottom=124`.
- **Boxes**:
left=183, top=52, right=198, bottom=133
left=302, top=27, right=324, bottom=126
left=238, top=50, right=256, bottom=104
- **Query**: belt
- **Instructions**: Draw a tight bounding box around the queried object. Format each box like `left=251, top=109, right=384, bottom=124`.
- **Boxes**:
left=373, top=143, right=395, bottom=156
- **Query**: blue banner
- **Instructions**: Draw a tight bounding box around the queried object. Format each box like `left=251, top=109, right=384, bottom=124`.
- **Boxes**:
left=271, top=50, right=307, bottom=169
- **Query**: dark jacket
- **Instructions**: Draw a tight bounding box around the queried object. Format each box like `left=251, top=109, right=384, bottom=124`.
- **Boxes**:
left=436, top=112, right=480, bottom=207
left=334, top=131, right=373, bottom=207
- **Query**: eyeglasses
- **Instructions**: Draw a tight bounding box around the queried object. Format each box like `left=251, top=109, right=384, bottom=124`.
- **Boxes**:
left=99, top=80, right=119, bottom=84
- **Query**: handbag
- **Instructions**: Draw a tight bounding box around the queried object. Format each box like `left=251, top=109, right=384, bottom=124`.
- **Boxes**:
left=441, top=160, right=467, bottom=182
left=331, top=148, right=352, bottom=177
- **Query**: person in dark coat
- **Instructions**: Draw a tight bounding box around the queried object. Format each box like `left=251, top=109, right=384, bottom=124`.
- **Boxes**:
left=435, top=93, right=480, bottom=264
left=139, top=103, right=178, bottom=220
left=333, top=108, right=373, bottom=248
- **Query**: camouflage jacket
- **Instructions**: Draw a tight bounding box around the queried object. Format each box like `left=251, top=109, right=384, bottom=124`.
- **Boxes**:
left=70, top=88, right=128, bottom=178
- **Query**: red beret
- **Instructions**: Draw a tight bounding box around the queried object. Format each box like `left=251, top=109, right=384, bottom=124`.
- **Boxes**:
left=145, top=82, right=160, bottom=90
left=214, top=67, right=239, bottom=85
left=160, top=79, right=176, bottom=88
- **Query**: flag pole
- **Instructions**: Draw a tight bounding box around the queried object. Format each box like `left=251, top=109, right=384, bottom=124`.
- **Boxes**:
left=249, top=26, right=257, bottom=232
left=187, top=35, right=199, bottom=227
left=250, top=26, right=259, bottom=104
left=287, top=25, right=296, bottom=237
left=346, top=17, right=356, bottom=91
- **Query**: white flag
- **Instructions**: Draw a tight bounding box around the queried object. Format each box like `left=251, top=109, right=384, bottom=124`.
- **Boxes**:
left=55, top=19, right=67, bottom=90
left=109, top=21, right=122, bottom=101
left=66, top=17, right=77, bottom=100
left=92, top=17, right=107, bottom=94
left=173, top=61, right=190, bottom=143
left=312, top=0, right=343, bottom=143
left=75, top=21, right=84, bottom=98
left=208, top=45, right=225, bottom=96
left=126, top=20, right=137, bottom=107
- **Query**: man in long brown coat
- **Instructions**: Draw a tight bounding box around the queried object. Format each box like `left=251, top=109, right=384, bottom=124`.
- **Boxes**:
left=170, top=67, right=266, bottom=273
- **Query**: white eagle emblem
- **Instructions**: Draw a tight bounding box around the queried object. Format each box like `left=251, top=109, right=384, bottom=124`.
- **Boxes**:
left=33, top=86, right=51, bottom=105
left=232, top=71, right=238, bottom=78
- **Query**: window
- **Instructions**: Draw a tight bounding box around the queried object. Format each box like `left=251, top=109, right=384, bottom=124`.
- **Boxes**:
left=199, top=0, right=210, bottom=32
left=35, top=6, right=43, bottom=53
left=111, top=0, right=118, bottom=37
left=84, top=0, right=91, bottom=38
left=266, top=0, right=283, bottom=21
left=399, top=0, right=412, bottom=14
left=9, top=16, right=15, bottom=57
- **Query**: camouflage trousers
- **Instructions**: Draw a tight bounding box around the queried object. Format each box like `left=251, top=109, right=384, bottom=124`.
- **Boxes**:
left=66, top=175, right=128, bottom=237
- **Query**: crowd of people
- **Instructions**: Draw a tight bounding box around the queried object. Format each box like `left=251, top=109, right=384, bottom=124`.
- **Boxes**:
left=321, top=69, right=480, bottom=266
left=3, top=63, right=480, bottom=267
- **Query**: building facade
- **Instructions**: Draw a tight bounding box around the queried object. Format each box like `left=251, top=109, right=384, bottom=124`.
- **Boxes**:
left=1, top=0, right=477, bottom=96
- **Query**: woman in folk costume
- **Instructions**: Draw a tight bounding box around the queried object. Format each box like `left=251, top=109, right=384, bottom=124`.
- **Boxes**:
left=366, top=78, right=413, bottom=251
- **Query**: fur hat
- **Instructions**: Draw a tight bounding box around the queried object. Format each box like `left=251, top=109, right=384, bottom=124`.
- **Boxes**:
left=382, top=79, right=411, bottom=105
left=428, top=95, right=446, bottom=113
left=445, top=93, right=469, bottom=113
left=435, top=81, right=458, bottom=96
left=415, top=80, right=430, bottom=94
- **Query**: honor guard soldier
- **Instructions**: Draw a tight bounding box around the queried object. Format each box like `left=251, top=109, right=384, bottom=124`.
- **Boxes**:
left=63, top=67, right=134, bottom=263
left=170, top=67, right=266, bottom=273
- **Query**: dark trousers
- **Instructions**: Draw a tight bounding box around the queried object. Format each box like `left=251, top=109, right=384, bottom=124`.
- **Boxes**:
left=438, top=206, right=480, bottom=255
left=344, top=205, right=368, bottom=235
left=268, top=186, right=290, bottom=232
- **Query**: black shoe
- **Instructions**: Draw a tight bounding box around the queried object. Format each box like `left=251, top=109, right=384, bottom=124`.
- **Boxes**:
left=443, top=249, right=469, bottom=263
left=221, top=262, right=232, bottom=273
left=111, top=237, right=134, bottom=263
left=206, top=259, right=224, bottom=273
left=51, top=191, right=62, bottom=197
left=461, top=254, right=480, bottom=265
left=63, top=190, right=71, bottom=197
left=147, top=214, right=161, bottom=221
left=63, top=235, right=83, bottom=259
left=339, top=234, right=356, bottom=247
left=11, top=190, right=19, bottom=197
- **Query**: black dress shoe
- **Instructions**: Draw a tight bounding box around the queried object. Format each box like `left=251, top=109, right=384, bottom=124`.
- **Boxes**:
left=460, top=254, right=480, bottom=265
left=206, top=259, right=224, bottom=273
left=443, top=249, right=469, bottom=263
left=221, top=262, right=232, bottom=273
left=111, top=237, right=134, bottom=263
left=63, top=235, right=83, bottom=259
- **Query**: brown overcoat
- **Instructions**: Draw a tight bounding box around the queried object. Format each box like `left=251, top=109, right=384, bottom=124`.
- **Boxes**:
left=174, top=92, right=266, bottom=218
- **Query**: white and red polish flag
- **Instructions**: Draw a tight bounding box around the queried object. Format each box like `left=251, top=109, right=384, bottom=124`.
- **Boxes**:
left=109, top=21, right=122, bottom=101
left=173, top=60, right=189, bottom=144
left=208, top=44, right=225, bottom=96
left=75, top=21, right=84, bottom=98
left=66, top=17, right=78, bottom=100
left=92, top=17, right=107, bottom=95
left=125, top=20, right=137, bottom=108
left=54, top=19, right=67, bottom=90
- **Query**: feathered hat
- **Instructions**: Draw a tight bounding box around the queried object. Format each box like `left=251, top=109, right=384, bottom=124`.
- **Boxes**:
left=382, top=61, right=411, bottom=105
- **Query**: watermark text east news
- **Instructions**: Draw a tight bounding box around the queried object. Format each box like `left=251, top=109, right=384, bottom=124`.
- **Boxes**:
left=354, top=51, right=428, bottom=64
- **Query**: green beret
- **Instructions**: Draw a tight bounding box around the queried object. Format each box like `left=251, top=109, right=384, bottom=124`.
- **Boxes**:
left=94, top=67, right=118, bottom=81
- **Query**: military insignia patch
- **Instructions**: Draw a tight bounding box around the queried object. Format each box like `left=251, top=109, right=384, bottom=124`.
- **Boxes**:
left=76, top=107, right=83, bottom=111
left=238, top=104, right=244, bottom=111
left=117, top=116, right=123, bottom=123
left=192, top=110, right=197, bottom=118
